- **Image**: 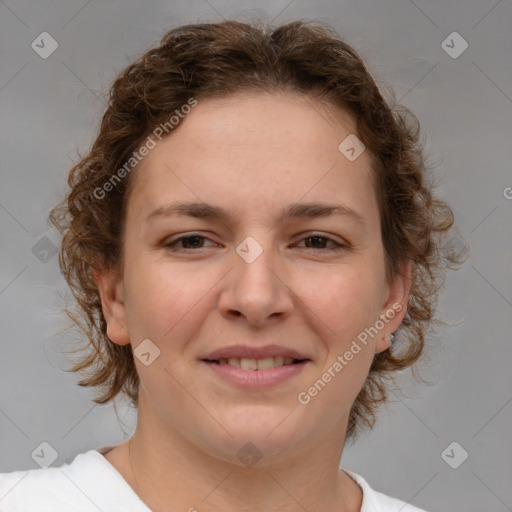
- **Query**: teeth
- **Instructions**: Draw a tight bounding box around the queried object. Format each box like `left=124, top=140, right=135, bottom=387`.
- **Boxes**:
left=240, top=358, right=258, bottom=370
left=217, top=356, right=300, bottom=370
left=273, top=356, right=284, bottom=367
left=256, top=357, right=274, bottom=370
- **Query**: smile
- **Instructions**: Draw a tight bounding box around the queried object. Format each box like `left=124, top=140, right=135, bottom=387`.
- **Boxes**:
left=201, top=358, right=310, bottom=388
left=204, top=356, right=306, bottom=370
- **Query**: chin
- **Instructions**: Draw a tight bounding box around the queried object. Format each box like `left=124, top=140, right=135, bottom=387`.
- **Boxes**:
left=198, top=407, right=307, bottom=467
left=203, top=434, right=299, bottom=469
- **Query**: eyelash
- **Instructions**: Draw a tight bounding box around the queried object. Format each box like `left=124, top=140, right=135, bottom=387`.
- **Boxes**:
left=164, top=233, right=347, bottom=253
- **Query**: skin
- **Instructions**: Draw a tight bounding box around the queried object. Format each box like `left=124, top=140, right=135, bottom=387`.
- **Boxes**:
left=94, top=91, right=411, bottom=512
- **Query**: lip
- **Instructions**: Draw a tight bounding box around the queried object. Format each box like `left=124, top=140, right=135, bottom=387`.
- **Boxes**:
left=201, top=344, right=310, bottom=361
left=202, top=359, right=310, bottom=388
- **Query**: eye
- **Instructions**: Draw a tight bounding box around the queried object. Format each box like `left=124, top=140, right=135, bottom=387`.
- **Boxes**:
left=164, top=234, right=217, bottom=251
left=294, top=233, right=346, bottom=252
left=163, top=233, right=347, bottom=253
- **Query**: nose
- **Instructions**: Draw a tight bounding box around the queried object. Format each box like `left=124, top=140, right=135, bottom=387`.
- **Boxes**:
left=217, top=236, right=294, bottom=327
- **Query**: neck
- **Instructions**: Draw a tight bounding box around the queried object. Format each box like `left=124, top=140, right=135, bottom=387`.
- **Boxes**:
left=114, top=399, right=362, bottom=512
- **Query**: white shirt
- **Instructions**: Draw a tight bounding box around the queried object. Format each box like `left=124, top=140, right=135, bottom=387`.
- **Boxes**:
left=0, top=445, right=427, bottom=511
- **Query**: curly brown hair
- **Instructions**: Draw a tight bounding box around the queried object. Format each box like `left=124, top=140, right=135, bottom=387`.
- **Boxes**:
left=49, top=18, right=462, bottom=440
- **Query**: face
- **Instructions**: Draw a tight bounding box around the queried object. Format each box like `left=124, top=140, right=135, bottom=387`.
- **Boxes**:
left=95, top=91, right=410, bottom=466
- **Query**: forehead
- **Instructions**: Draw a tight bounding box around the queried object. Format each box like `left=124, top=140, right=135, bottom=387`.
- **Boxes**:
left=166, top=91, right=360, bottom=154
left=126, top=91, right=378, bottom=225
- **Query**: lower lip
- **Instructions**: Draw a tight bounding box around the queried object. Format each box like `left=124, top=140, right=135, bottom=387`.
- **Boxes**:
left=201, top=361, right=309, bottom=388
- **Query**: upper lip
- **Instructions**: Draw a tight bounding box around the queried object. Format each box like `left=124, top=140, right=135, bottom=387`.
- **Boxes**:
left=202, top=344, right=310, bottom=361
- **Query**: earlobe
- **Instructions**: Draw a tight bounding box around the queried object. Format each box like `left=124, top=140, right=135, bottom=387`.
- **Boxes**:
left=92, top=267, right=131, bottom=346
left=375, top=260, right=413, bottom=353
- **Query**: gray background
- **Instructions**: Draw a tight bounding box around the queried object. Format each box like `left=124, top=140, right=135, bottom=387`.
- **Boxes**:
left=1, top=1, right=511, bottom=511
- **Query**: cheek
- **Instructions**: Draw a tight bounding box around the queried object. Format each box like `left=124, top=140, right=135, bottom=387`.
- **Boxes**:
left=309, top=270, right=381, bottom=405
left=318, top=266, right=383, bottom=335
left=122, top=252, right=219, bottom=344
left=121, top=248, right=172, bottom=341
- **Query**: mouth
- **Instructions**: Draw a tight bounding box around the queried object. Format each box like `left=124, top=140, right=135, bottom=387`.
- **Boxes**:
left=200, top=356, right=311, bottom=388
left=202, top=356, right=309, bottom=371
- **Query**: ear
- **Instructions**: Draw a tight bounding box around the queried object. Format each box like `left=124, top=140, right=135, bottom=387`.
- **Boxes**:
left=374, top=260, right=412, bottom=354
left=92, top=265, right=131, bottom=346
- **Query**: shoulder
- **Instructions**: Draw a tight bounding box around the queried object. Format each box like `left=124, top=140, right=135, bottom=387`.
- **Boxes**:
left=342, top=469, right=429, bottom=512
left=0, top=445, right=149, bottom=512
left=0, top=467, right=91, bottom=511
left=0, top=451, right=99, bottom=512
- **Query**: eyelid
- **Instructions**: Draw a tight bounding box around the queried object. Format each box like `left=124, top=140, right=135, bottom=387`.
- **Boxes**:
left=293, top=232, right=348, bottom=252
left=163, top=231, right=348, bottom=252
left=163, top=232, right=218, bottom=249
left=294, top=231, right=347, bottom=245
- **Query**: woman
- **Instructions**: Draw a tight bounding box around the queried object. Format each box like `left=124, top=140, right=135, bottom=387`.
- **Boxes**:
left=0, top=18, right=459, bottom=511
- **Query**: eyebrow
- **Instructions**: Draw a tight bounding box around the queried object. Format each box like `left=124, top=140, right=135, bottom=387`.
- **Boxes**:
left=146, top=200, right=366, bottom=226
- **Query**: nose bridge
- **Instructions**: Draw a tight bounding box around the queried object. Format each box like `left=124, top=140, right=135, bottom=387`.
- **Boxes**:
left=234, top=232, right=279, bottom=292
left=220, top=231, right=292, bottom=323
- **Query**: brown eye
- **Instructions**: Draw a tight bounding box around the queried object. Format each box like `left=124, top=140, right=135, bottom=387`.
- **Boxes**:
left=295, top=234, right=346, bottom=252
left=165, top=235, right=216, bottom=251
